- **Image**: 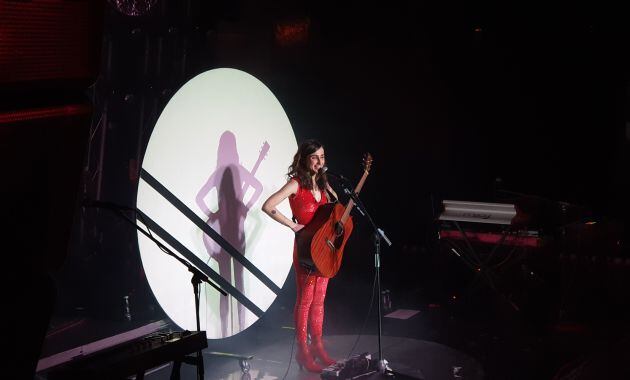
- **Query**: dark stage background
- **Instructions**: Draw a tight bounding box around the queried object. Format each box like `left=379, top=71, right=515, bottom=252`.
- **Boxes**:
left=4, top=1, right=628, bottom=379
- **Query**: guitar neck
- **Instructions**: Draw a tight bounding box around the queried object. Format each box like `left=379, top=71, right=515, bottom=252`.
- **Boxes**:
left=250, top=142, right=269, bottom=177
left=340, top=170, right=369, bottom=224
left=250, top=160, right=262, bottom=176
left=242, top=149, right=267, bottom=192
left=249, top=150, right=267, bottom=176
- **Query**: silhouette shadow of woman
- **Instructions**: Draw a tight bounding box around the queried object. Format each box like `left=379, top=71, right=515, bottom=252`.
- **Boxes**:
left=195, top=131, right=263, bottom=337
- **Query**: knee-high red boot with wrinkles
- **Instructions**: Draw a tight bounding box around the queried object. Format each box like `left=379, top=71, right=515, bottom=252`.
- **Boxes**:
left=295, top=271, right=324, bottom=372
left=308, top=276, right=336, bottom=366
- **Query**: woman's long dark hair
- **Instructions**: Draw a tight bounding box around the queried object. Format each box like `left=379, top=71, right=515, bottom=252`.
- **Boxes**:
left=287, top=139, right=328, bottom=191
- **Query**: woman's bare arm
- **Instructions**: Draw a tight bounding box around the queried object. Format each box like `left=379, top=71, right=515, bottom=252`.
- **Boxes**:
left=262, top=179, right=303, bottom=232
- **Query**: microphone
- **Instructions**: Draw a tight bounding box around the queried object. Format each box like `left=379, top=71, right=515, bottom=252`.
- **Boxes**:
left=82, top=198, right=135, bottom=211
left=320, top=166, right=347, bottom=181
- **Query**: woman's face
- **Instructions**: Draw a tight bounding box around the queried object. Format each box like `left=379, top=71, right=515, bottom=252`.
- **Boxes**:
left=307, top=147, right=325, bottom=175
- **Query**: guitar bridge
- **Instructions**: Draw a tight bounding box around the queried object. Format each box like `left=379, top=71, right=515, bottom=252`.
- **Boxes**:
left=326, top=239, right=336, bottom=251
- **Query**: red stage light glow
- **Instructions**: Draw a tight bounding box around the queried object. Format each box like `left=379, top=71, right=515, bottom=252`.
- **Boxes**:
left=274, top=18, right=310, bottom=46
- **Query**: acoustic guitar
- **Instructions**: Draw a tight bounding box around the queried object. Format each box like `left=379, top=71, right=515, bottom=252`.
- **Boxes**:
left=296, top=153, right=373, bottom=278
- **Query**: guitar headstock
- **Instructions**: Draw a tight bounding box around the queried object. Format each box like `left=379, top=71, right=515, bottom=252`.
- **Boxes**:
left=362, top=152, right=373, bottom=173
left=260, top=141, right=270, bottom=158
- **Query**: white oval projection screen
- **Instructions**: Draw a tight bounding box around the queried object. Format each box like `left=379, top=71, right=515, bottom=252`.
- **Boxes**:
left=136, top=68, right=297, bottom=338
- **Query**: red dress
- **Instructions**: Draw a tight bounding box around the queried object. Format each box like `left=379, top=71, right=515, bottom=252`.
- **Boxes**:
left=288, top=177, right=328, bottom=266
left=289, top=177, right=328, bottom=224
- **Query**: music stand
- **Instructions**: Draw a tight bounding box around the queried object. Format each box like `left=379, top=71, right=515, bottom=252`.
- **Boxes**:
left=86, top=202, right=226, bottom=380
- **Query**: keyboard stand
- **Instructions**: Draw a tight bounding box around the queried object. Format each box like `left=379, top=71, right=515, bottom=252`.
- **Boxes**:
left=170, top=353, right=205, bottom=380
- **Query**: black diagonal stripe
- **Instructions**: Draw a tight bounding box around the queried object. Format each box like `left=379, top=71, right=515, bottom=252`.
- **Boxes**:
left=136, top=209, right=264, bottom=317
left=140, top=169, right=281, bottom=295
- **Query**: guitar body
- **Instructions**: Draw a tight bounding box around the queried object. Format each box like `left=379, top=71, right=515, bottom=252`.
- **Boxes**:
left=296, top=203, right=354, bottom=278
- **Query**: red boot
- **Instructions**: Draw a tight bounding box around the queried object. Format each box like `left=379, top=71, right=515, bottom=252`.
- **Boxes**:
left=309, top=276, right=336, bottom=366
left=310, top=336, right=336, bottom=366
left=294, top=270, right=323, bottom=373
left=296, top=342, right=324, bottom=372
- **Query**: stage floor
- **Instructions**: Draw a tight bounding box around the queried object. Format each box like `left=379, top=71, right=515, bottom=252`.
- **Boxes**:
left=37, top=257, right=630, bottom=380
left=142, top=333, right=483, bottom=380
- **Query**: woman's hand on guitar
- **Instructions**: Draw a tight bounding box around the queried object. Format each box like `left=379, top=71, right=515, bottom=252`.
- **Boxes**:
left=291, top=224, right=305, bottom=233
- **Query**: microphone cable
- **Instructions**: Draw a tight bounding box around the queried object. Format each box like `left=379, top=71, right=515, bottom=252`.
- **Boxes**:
left=346, top=269, right=378, bottom=358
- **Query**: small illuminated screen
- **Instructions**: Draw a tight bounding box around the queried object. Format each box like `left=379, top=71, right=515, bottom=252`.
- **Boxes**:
left=137, top=68, right=297, bottom=338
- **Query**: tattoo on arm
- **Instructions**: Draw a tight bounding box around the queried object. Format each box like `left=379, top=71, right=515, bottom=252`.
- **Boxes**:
left=271, top=210, right=276, bottom=214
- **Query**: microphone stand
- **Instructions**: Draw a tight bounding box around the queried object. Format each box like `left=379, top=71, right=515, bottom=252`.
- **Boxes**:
left=334, top=178, right=406, bottom=378
left=85, top=202, right=226, bottom=380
